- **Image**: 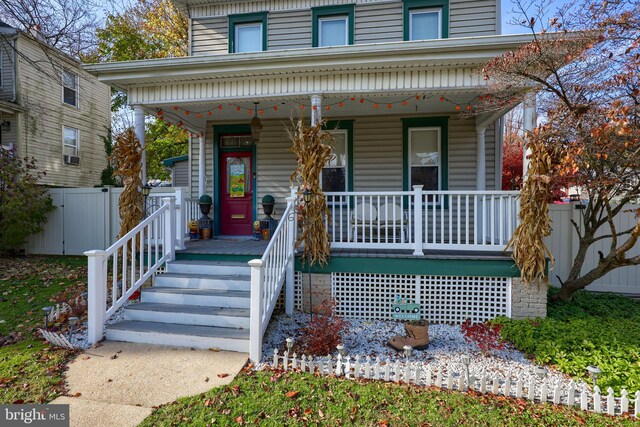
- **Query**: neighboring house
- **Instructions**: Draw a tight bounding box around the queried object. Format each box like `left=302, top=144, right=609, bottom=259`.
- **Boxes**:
left=0, top=22, right=111, bottom=187
left=84, top=0, right=545, bottom=357
left=163, top=154, right=189, bottom=187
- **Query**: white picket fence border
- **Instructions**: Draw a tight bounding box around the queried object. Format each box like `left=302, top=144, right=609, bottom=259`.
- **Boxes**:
left=45, top=296, right=85, bottom=324
left=272, top=350, right=639, bottom=418
left=38, top=329, right=76, bottom=350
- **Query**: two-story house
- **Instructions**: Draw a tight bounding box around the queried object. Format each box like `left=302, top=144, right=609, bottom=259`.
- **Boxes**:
left=0, top=22, right=111, bottom=187
left=84, top=0, right=545, bottom=358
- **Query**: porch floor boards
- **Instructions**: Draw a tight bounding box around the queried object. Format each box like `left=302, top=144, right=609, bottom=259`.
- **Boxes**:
left=179, top=237, right=512, bottom=260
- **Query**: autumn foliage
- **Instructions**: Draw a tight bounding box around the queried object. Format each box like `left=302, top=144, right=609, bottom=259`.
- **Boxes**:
left=480, top=0, right=640, bottom=300
left=297, top=300, right=345, bottom=356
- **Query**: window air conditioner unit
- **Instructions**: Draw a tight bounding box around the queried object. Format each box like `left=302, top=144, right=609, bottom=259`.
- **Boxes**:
left=64, top=155, right=80, bottom=165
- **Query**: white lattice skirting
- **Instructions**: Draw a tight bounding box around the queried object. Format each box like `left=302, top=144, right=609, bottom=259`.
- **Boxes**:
left=331, top=273, right=510, bottom=323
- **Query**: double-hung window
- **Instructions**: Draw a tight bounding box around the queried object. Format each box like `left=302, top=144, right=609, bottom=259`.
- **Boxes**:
left=403, top=0, right=449, bottom=41
left=312, top=5, right=354, bottom=47
left=321, top=121, right=353, bottom=193
left=403, top=117, right=448, bottom=202
left=229, top=13, right=267, bottom=53
left=63, top=126, right=80, bottom=165
left=62, top=69, right=78, bottom=107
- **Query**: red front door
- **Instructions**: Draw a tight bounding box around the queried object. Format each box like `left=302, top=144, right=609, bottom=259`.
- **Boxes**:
left=220, top=151, right=253, bottom=235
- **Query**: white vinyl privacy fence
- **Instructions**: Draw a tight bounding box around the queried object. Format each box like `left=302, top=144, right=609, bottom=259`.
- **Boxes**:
left=545, top=203, right=640, bottom=294
left=24, top=187, right=193, bottom=255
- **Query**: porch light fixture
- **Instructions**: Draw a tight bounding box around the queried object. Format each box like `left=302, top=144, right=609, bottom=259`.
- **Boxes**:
left=586, top=365, right=602, bottom=388
left=142, top=184, right=151, bottom=217
left=337, top=343, right=346, bottom=357
left=286, top=337, right=294, bottom=353
left=250, top=102, right=263, bottom=142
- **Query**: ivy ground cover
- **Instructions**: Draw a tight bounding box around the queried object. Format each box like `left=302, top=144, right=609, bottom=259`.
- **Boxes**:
left=496, top=289, right=640, bottom=393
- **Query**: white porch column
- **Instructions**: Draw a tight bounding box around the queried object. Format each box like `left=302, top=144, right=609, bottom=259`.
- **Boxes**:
left=133, top=106, right=146, bottom=185
left=198, top=133, right=205, bottom=196
left=476, top=125, right=487, bottom=191
left=311, top=94, right=322, bottom=126
left=522, top=93, right=537, bottom=179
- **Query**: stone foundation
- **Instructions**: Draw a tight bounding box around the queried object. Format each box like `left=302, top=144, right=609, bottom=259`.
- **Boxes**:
left=300, top=272, right=332, bottom=314
left=510, top=278, right=548, bottom=319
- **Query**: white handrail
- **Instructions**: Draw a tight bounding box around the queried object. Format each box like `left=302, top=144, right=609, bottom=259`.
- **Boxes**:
left=249, top=197, right=296, bottom=362
left=85, top=197, right=176, bottom=344
left=324, top=190, right=520, bottom=252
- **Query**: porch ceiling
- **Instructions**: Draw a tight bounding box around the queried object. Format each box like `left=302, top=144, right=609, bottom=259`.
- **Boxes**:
left=142, top=92, right=492, bottom=133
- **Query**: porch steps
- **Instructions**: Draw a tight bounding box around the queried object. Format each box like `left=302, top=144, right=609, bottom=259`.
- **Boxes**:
left=105, top=260, right=252, bottom=352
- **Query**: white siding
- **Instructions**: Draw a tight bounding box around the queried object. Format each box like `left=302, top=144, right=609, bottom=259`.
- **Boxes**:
left=191, top=17, right=228, bottom=56
left=15, top=35, right=111, bottom=187
left=173, top=161, right=190, bottom=187
left=0, top=37, right=16, bottom=101
left=188, top=0, right=499, bottom=54
left=189, top=114, right=497, bottom=211
left=450, top=0, right=498, bottom=37
left=268, top=10, right=312, bottom=50
left=354, top=3, right=403, bottom=45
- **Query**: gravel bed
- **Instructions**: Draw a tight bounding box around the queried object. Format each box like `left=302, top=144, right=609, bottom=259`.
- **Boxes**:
left=258, top=313, right=576, bottom=393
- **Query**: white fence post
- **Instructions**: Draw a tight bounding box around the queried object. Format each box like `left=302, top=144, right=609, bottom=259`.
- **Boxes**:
left=285, top=196, right=295, bottom=315
left=163, top=197, right=176, bottom=261
left=249, top=259, right=264, bottom=362
left=85, top=249, right=108, bottom=345
left=174, top=188, right=186, bottom=250
left=412, top=185, right=424, bottom=256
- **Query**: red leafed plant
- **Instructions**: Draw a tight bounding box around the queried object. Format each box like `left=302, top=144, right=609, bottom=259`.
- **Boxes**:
left=461, top=319, right=505, bottom=355
left=298, top=300, right=346, bottom=356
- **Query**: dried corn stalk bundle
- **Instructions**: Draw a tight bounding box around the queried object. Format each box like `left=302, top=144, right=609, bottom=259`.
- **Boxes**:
left=288, top=117, right=335, bottom=267
left=506, top=133, right=556, bottom=284
left=111, top=128, right=144, bottom=242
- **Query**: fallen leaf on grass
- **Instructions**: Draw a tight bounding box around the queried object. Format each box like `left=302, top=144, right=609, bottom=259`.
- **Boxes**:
left=285, top=391, right=300, bottom=398
left=234, top=415, right=244, bottom=425
left=217, top=373, right=230, bottom=378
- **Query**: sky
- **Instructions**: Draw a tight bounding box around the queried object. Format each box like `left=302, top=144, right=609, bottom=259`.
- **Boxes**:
left=501, top=0, right=576, bottom=34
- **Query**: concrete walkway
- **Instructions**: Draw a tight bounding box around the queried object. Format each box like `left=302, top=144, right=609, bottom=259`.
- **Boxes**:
left=51, top=341, right=248, bottom=427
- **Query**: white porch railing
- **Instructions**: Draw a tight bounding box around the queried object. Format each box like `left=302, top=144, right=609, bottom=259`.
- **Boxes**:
left=249, top=196, right=297, bottom=362
left=147, top=188, right=187, bottom=250
left=325, top=187, right=520, bottom=254
left=85, top=197, right=176, bottom=344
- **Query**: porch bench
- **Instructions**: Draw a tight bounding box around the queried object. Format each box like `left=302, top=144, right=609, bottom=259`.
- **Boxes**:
left=350, top=203, right=408, bottom=242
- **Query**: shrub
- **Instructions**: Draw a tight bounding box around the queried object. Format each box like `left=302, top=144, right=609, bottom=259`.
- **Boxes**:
left=297, top=300, right=345, bottom=356
left=0, top=150, right=54, bottom=253
left=495, top=289, right=640, bottom=393
left=461, top=319, right=505, bottom=355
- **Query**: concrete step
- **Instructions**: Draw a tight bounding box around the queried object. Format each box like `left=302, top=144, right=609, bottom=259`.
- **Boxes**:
left=154, top=272, right=250, bottom=291
left=165, top=260, right=250, bottom=276
left=141, top=287, right=250, bottom=308
left=105, top=320, right=250, bottom=352
left=123, top=302, right=250, bottom=329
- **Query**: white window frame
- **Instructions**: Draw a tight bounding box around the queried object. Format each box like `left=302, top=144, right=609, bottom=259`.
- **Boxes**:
left=318, top=15, right=349, bottom=47
left=408, top=126, right=441, bottom=196
left=234, top=22, right=263, bottom=53
left=62, top=126, right=79, bottom=164
left=409, top=8, right=442, bottom=41
left=321, top=129, right=349, bottom=193
left=62, top=69, right=79, bottom=108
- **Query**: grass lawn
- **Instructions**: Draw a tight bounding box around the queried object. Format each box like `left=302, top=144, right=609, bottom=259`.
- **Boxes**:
left=0, top=255, right=87, bottom=403
left=496, top=289, right=640, bottom=393
left=140, top=368, right=638, bottom=426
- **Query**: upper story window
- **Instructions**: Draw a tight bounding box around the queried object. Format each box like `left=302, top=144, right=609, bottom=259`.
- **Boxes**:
left=62, top=69, right=78, bottom=107
left=63, top=126, right=80, bottom=165
left=312, top=5, right=354, bottom=48
left=229, top=13, right=267, bottom=53
left=403, top=0, right=449, bottom=41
